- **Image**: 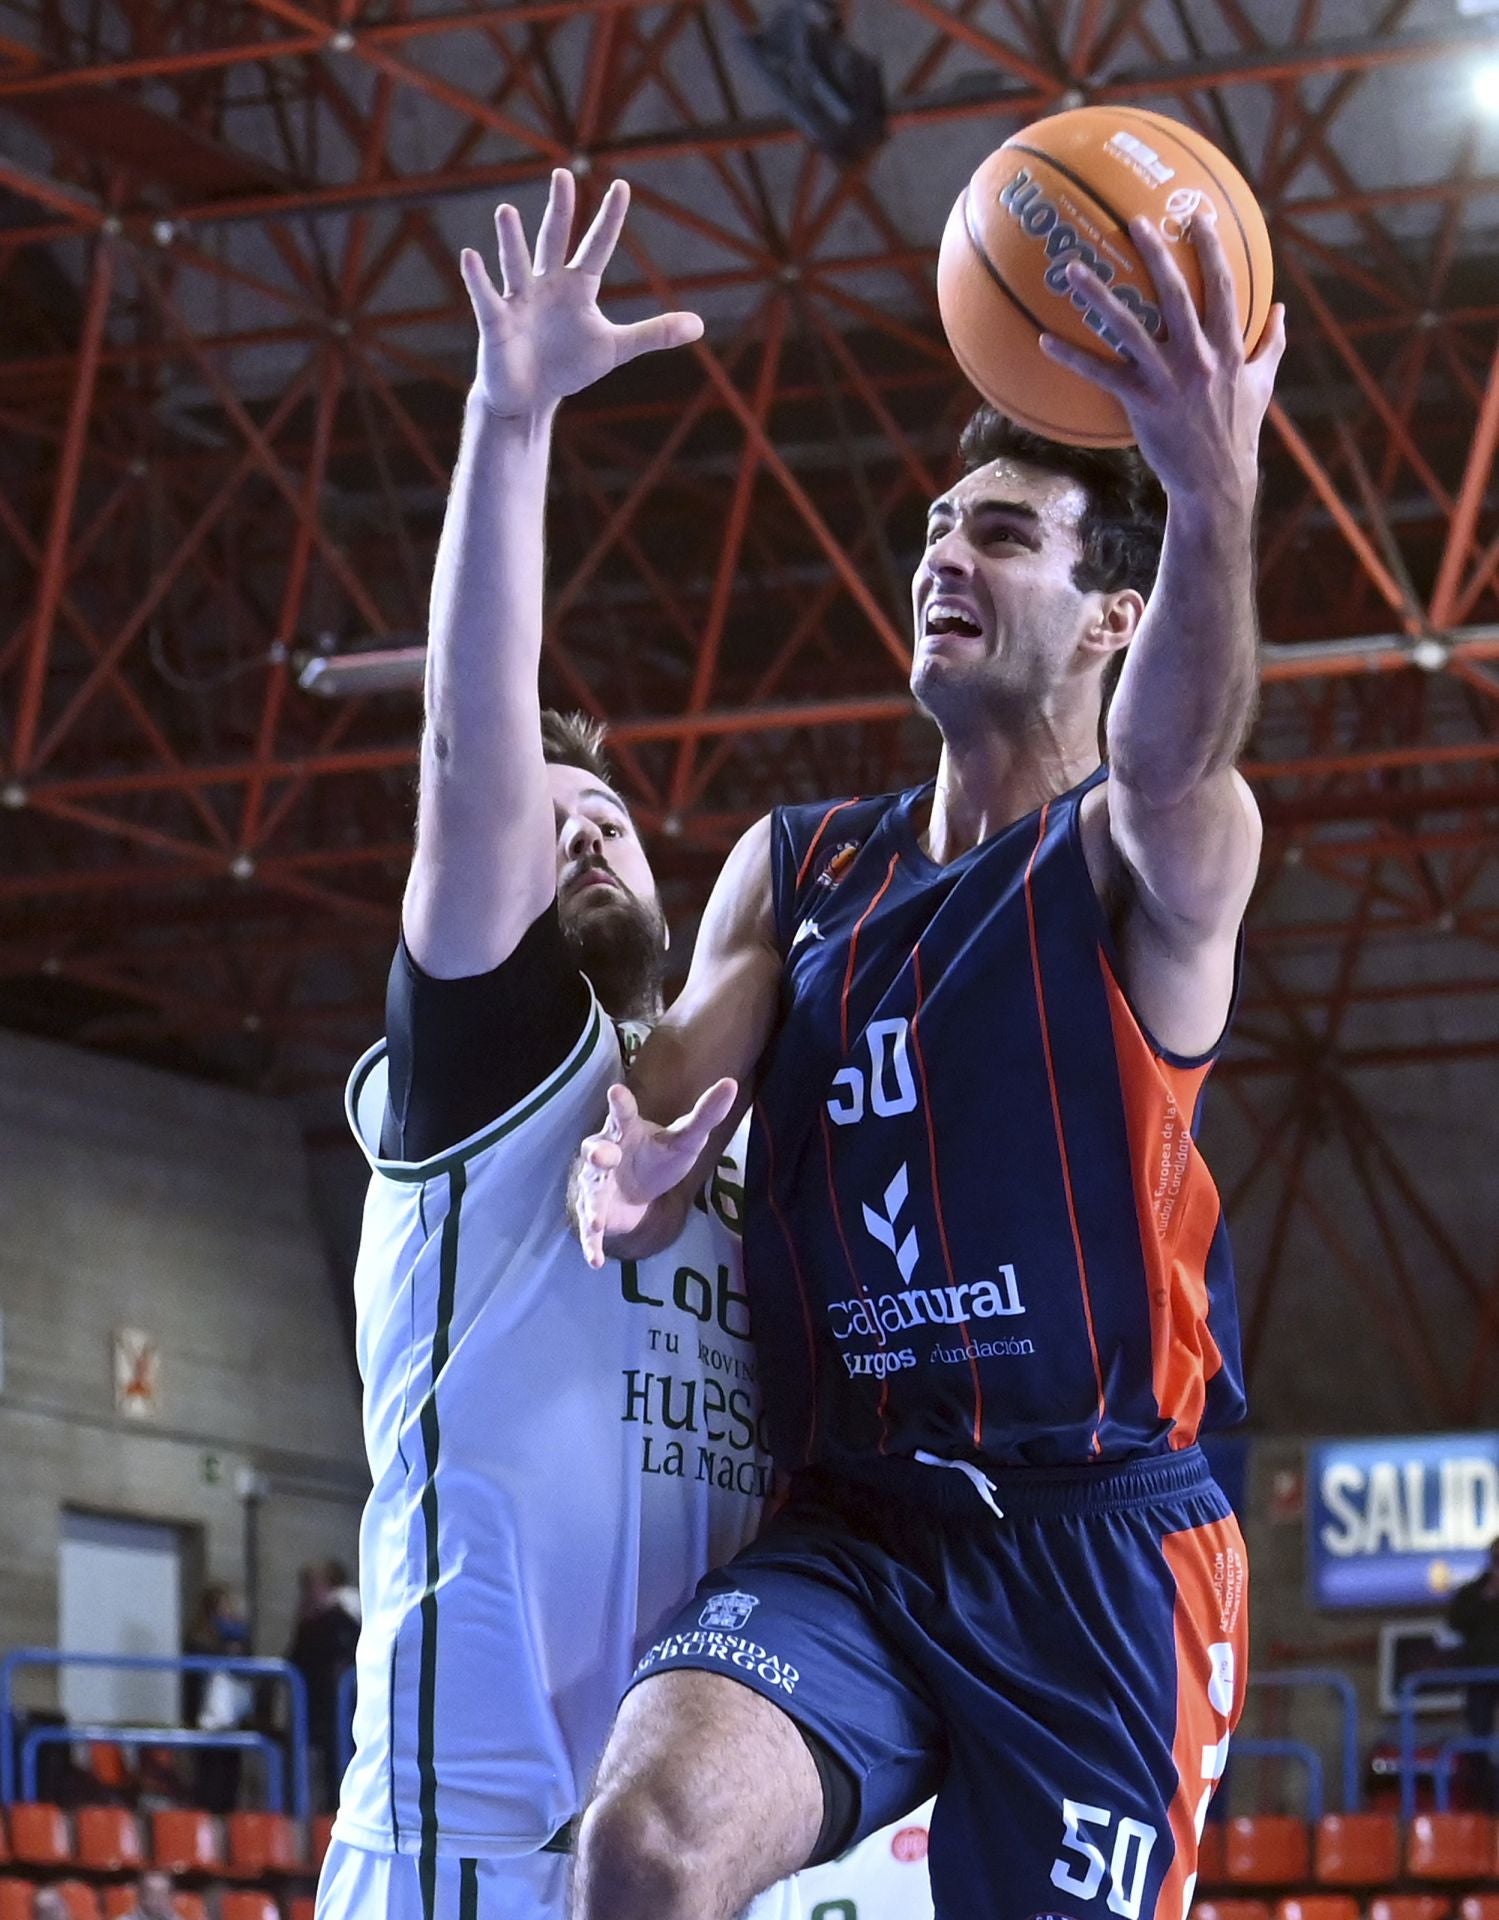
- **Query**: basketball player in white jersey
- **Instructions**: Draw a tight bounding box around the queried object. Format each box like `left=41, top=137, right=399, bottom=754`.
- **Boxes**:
left=316, top=172, right=930, bottom=1920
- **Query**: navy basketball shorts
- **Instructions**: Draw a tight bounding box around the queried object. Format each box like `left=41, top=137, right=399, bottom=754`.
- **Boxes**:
left=629, top=1445, right=1247, bottom=1920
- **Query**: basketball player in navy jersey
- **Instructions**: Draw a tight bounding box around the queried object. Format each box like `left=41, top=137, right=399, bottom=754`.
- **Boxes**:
left=572, top=216, right=1286, bottom=1920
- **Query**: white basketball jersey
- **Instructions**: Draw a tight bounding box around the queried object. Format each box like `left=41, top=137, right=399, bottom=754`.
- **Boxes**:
left=795, top=1802, right=936, bottom=1920
left=335, top=989, right=773, bottom=1859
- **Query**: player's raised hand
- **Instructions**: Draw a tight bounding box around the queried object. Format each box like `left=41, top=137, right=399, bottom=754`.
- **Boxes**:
left=1038, top=213, right=1286, bottom=512
left=459, top=168, right=703, bottom=419
left=573, top=1077, right=738, bottom=1269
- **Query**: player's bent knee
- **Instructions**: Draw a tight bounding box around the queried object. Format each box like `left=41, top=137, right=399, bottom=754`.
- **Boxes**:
left=574, top=1780, right=715, bottom=1920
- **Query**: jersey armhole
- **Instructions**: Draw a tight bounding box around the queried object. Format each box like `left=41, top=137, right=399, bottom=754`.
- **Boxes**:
left=348, top=988, right=610, bottom=1183
left=1066, top=787, right=1245, bottom=1071
left=769, top=807, right=796, bottom=960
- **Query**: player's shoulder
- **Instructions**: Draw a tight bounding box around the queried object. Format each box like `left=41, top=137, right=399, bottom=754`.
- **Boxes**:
left=774, top=786, right=910, bottom=890
left=347, top=989, right=617, bottom=1179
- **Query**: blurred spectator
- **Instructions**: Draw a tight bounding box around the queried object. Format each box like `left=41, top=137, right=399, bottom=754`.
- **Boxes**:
left=287, top=1558, right=360, bottom=1811
left=1448, top=1532, right=1499, bottom=1808
left=33, top=1892, right=69, bottom=1920
left=117, top=1870, right=177, bottom=1920
left=183, top=1582, right=251, bottom=1813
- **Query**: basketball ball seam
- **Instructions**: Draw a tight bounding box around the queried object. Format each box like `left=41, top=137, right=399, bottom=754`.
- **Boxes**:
left=961, top=183, right=1061, bottom=350
left=1007, top=140, right=1142, bottom=250
left=1103, top=106, right=1260, bottom=335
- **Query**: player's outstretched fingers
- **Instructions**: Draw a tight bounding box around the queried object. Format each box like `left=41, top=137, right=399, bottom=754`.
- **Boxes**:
left=603, top=1081, right=638, bottom=1136
left=532, top=166, right=576, bottom=277
left=569, top=178, right=631, bottom=278
left=493, top=201, right=532, bottom=300
left=663, top=1076, right=738, bottom=1152
left=458, top=246, right=503, bottom=325
left=576, top=1162, right=609, bottom=1268
left=1128, top=214, right=1204, bottom=350
left=612, top=310, right=705, bottom=365
left=1039, top=323, right=1140, bottom=399
left=1181, top=212, right=1239, bottom=352
left=1251, top=302, right=1288, bottom=375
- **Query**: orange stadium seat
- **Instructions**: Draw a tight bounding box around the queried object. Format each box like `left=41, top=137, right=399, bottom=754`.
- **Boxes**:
left=150, top=1810, right=221, bottom=1875
left=75, top=1806, right=144, bottom=1873
left=1368, top=1900, right=1455, bottom=1920
left=1197, top=1821, right=1227, bottom=1883
left=0, top=1812, right=8, bottom=1865
left=225, top=1811, right=303, bottom=1876
left=219, top=1895, right=280, bottom=1920
left=310, top=1813, right=335, bottom=1868
left=1224, top=1815, right=1311, bottom=1887
left=87, top=1744, right=131, bottom=1794
left=9, top=1803, right=70, bottom=1868
left=1461, top=1901, right=1499, bottom=1920
left=1276, top=1900, right=1360, bottom=1920
left=1191, top=1902, right=1273, bottom=1920
left=1313, top=1811, right=1401, bottom=1885
left=171, top=1898, right=209, bottom=1920
left=0, top=1881, right=31, bottom=1920
left=102, top=1892, right=137, bottom=1920
left=1407, top=1811, right=1498, bottom=1882
left=54, top=1881, right=104, bottom=1920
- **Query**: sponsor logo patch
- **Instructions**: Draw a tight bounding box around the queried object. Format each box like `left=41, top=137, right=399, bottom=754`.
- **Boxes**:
left=817, top=840, right=860, bottom=888
left=891, top=1825, right=929, bottom=1863
left=699, top=1589, right=760, bottom=1632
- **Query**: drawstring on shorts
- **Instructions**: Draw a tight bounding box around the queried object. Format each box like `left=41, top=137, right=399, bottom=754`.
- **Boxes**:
left=914, top=1450, right=1005, bottom=1519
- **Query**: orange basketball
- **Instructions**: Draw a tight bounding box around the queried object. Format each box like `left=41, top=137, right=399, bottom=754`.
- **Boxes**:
left=936, top=105, right=1274, bottom=447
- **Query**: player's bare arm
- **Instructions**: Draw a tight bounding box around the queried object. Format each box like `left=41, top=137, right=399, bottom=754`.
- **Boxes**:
left=1042, top=215, right=1285, bottom=1057
left=572, top=816, right=781, bottom=1266
left=403, top=171, right=702, bottom=978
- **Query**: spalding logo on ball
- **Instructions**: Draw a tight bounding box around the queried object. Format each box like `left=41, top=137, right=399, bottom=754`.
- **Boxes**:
left=936, top=105, right=1274, bottom=447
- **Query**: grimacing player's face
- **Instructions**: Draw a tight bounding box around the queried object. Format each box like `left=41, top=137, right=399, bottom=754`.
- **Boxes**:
left=909, top=457, right=1102, bottom=722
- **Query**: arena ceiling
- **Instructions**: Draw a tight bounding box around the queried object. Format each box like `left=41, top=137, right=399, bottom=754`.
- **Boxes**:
left=1, top=0, right=1498, bottom=1414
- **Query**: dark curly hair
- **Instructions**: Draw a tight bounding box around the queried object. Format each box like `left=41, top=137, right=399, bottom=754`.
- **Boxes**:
left=956, top=407, right=1166, bottom=742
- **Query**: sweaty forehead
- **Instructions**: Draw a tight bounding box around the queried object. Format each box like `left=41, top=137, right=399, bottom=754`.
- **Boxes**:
left=931, top=458, right=1088, bottom=532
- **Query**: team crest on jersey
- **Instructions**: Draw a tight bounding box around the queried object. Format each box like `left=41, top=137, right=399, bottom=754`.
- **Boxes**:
left=698, top=1589, right=760, bottom=1631
left=816, top=840, right=860, bottom=889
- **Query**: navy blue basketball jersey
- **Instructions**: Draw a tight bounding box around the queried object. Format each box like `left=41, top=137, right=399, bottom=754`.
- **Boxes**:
left=743, top=771, right=1246, bottom=1473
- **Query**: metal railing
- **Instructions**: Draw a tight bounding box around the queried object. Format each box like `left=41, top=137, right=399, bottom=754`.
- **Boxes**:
left=20, top=1725, right=286, bottom=1812
left=1397, top=1663, right=1499, bottom=1823
left=1433, top=1732, right=1499, bottom=1812
left=1246, top=1668, right=1362, bottom=1812
left=0, top=1650, right=311, bottom=1818
left=1229, top=1736, right=1326, bottom=1823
